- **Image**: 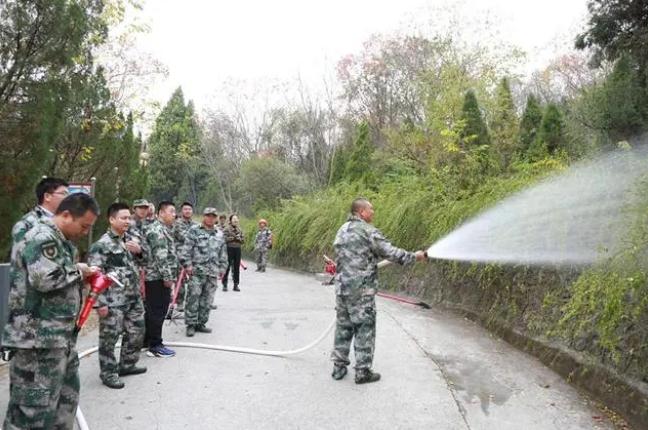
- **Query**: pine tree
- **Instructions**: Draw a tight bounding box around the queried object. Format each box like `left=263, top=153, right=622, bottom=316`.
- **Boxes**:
left=518, top=95, right=543, bottom=154
left=147, top=87, right=202, bottom=203
left=344, top=122, right=375, bottom=185
left=491, top=77, right=518, bottom=168
left=538, top=103, right=565, bottom=154
left=460, top=90, right=490, bottom=147
left=600, top=55, right=647, bottom=140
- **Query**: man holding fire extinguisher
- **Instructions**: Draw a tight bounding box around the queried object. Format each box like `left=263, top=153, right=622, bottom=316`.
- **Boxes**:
left=1, top=193, right=100, bottom=430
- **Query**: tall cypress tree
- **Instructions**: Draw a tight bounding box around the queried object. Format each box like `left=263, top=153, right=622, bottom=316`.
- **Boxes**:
left=344, top=122, right=374, bottom=185
left=460, top=89, right=490, bottom=147
left=538, top=103, right=565, bottom=154
left=491, top=77, right=518, bottom=168
left=147, top=87, right=201, bottom=203
left=519, top=95, right=543, bottom=154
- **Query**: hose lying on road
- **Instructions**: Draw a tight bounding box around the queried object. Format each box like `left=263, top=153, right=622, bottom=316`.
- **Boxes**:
left=74, top=259, right=421, bottom=429
left=75, top=315, right=337, bottom=428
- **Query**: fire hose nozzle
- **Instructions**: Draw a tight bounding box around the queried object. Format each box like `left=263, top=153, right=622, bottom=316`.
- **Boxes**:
left=76, top=272, right=116, bottom=331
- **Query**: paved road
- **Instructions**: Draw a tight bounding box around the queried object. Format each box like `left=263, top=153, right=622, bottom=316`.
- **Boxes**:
left=0, top=264, right=614, bottom=429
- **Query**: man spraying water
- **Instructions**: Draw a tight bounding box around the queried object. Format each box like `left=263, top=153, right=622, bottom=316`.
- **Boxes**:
left=330, top=197, right=427, bottom=384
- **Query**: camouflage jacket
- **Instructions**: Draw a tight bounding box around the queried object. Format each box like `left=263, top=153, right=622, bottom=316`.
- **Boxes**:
left=180, top=224, right=228, bottom=277
left=173, top=218, right=198, bottom=246
left=144, top=219, right=178, bottom=282
left=88, top=229, right=141, bottom=308
left=2, top=218, right=83, bottom=349
left=11, top=206, right=50, bottom=245
left=224, top=224, right=244, bottom=246
left=254, top=228, right=272, bottom=251
left=333, top=215, right=416, bottom=297
left=126, top=217, right=149, bottom=267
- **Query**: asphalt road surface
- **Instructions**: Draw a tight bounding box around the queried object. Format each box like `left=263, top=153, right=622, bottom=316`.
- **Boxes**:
left=0, top=263, right=615, bottom=429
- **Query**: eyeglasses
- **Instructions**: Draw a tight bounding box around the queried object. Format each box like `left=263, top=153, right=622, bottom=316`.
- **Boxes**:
left=50, top=191, right=69, bottom=197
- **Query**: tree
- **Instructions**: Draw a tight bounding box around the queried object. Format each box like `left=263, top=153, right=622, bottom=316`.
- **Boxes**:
left=237, top=157, right=310, bottom=213
left=344, top=122, right=375, bottom=186
left=519, top=95, right=544, bottom=154
left=490, top=77, right=518, bottom=168
left=537, top=103, right=565, bottom=155
left=0, top=0, right=107, bottom=256
left=576, top=0, right=648, bottom=86
left=147, top=87, right=202, bottom=203
left=460, top=90, right=491, bottom=147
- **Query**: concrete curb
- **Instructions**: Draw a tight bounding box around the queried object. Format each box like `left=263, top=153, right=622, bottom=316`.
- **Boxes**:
left=445, top=304, right=648, bottom=430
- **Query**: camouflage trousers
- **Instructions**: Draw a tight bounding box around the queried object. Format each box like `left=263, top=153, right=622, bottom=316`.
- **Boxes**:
left=176, top=276, right=189, bottom=307
left=4, top=346, right=79, bottom=430
left=330, top=294, right=376, bottom=371
left=185, top=274, right=218, bottom=327
left=255, top=248, right=268, bottom=270
left=98, top=299, right=145, bottom=381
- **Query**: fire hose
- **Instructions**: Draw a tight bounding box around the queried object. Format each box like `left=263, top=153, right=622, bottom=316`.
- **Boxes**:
left=72, top=257, right=425, bottom=429
left=74, top=316, right=337, bottom=429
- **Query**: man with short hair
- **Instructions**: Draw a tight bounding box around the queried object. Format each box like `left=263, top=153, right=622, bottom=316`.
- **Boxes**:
left=127, top=199, right=150, bottom=263
left=172, top=202, right=198, bottom=310
left=180, top=208, right=227, bottom=337
left=143, top=201, right=178, bottom=358
left=88, top=203, right=147, bottom=389
left=11, top=177, right=69, bottom=244
left=331, top=198, right=427, bottom=384
left=146, top=202, right=156, bottom=223
left=2, top=193, right=100, bottom=429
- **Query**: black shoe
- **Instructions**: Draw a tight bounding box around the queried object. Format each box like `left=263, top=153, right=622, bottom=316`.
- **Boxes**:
left=186, top=325, right=195, bottom=337
left=102, top=375, right=125, bottom=389
left=222, top=286, right=228, bottom=292
left=195, top=325, right=212, bottom=333
left=118, top=366, right=147, bottom=377
left=233, top=285, right=240, bottom=292
left=260, top=267, right=266, bottom=272
left=331, top=365, right=348, bottom=380
left=355, top=370, right=381, bottom=384
left=255, top=268, right=261, bottom=272
left=210, top=303, right=218, bottom=310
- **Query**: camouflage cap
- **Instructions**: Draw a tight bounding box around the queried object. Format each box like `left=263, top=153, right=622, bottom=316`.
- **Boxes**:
left=133, top=199, right=149, bottom=207
left=203, top=207, right=218, bottom=216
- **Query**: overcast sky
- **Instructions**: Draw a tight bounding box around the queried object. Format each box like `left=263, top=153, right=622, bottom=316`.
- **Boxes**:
left=133, top=0, right=589, bottom=112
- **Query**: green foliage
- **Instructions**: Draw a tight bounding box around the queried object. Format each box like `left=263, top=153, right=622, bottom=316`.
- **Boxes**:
left=236, top=156, right=311, bottom=214
left=344, top=122, right=375, bottom=186
left=147, top=87, right=203, bottom=203
left=558, top=176, right=648, bottom=360
left=518, top=95, right=543, bottom=155
left=537, top=103, right=565, bottom=155
left=0, top=0, right=111, bottom=257
left=460, top=90, right=491, bottom=148
left=254, top=158, right=564, bottom=267
left=576, top=0, right=648, bottom=82
left=490, top=78, right=518, bottom=169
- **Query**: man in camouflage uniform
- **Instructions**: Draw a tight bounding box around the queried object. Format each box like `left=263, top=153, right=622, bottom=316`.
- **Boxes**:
left=254, top=219, right=272, bottom=272
left=11, top=177, right=69, bottom=246
left=172, top=202, right=198, bottom=310
left=143, top=201, right=178, bottom=358
left=330, top=198, right=426, bottom=384
left=88, top=203, right=147, bottom=389
left=2, top=193, right=99, bottom=430
left=128, top=199, right=150, bottom=242
left=180, top=208, right=227, bottom=337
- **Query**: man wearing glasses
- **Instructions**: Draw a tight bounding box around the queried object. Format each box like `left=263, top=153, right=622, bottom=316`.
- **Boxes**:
left=11, top=177, right=69, bottom=245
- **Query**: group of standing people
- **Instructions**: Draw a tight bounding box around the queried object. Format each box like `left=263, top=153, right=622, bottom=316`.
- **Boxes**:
left=0, top=176, right=275, bottom=429
left=0, top=176, right=426, bottom=429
